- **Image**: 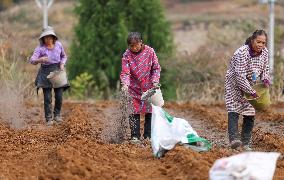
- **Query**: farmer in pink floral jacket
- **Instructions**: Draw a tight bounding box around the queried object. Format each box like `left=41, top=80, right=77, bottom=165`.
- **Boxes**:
left=120, top=32, right=161, bottom=144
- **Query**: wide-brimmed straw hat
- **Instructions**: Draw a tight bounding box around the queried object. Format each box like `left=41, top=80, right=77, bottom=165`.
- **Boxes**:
left=39, top=26, right=58, bottom=41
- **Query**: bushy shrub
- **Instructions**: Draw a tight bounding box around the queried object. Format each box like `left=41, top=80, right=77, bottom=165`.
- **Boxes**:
left=69, top=72, right=102, bottom=99
left=68, top=0, right=173, bottom=99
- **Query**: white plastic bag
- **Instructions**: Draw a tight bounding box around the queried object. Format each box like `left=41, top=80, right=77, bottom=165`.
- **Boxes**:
left=47, top=70, right=68, bottom=88
left=209, top=152, right=281, bottom=180
left=151, top=105, right=211, bottom=158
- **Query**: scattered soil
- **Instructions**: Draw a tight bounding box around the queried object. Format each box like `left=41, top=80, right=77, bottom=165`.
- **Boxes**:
left=0, top=101, right=283, bottom=179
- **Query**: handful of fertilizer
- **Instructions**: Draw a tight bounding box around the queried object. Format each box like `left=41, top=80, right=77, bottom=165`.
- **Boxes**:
left=141, top=84, right=161, bottom=101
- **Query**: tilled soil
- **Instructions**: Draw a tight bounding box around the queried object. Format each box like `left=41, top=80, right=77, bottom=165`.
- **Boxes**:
left=0, top=101, right=283, bottom=179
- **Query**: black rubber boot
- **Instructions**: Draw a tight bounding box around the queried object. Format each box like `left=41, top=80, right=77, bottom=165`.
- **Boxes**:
left=228, top=112, right=240, bottom=142
left=143, top=113, right=152, bottom=139
left=129, top=114, right=140, bottom=139
left=228, top=112, right=242, bottom=149
left=241, top=115, right=255, bottom=146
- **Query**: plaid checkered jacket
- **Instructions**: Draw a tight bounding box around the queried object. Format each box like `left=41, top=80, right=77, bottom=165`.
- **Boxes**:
left=225, top=45, right=269, bottom=116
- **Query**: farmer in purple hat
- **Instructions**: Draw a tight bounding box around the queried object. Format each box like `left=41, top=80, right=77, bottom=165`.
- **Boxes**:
left=30, top=26, right=70, bottom=126
left=120, top=32, right=161, bottom=144
left=225, top=30, right=270, bottom=151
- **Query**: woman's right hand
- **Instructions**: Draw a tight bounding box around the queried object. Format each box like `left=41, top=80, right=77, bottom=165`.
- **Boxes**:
left=38, top=56, right=48, bottom=63
left=251, top=92, right=259, bottom=99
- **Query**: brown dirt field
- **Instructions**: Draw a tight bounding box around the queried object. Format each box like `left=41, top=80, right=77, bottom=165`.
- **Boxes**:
left=0, top=101, right=283, bottom=179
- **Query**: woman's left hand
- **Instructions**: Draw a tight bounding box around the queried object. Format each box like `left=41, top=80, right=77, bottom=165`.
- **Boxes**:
left=153, top=82, right=159, bottom=87
left=60, top=63, right=65, bottom=70
left=263, top=79, right=270, bottom=88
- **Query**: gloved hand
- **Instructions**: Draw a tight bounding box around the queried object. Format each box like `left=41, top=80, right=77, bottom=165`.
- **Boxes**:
left=262, top=79, right=270, bottom=88
left=251, top=92, right=259, bottom=99
left=153, top=82, right=159, bottom=87
left=121, top=84, right=128, bottom=93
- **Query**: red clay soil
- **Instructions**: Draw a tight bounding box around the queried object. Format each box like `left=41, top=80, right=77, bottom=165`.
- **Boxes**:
left=165, top=103, right=284, bottom=179
left=0, top=101, right=283, bottom=179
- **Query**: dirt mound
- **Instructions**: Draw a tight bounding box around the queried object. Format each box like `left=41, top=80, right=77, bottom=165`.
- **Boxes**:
left=0, top=101, right=283, bottom=179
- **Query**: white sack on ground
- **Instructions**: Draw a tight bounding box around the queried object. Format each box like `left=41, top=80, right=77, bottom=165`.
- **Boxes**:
left=151, top=105, right=211, bottom=158
left=209, top=152, right=281, bottom=180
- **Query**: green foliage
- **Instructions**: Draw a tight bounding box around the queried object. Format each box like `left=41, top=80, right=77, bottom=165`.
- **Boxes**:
left=0, top=0, right=24, bottom=11
left=69, top=72, right=102, bottom=99
left=69, top=0, right=173, bottom=99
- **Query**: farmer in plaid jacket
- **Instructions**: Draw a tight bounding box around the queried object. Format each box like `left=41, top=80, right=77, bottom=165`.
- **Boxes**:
left=225, top=30, right=270, bottom=151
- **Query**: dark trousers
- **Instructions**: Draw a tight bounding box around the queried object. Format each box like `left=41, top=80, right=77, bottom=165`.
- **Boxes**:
left=43, top=88, right=63, bottom=120
left=228, top=112, right=254, bottom=145
left=129, top=113, right=152, bottom=139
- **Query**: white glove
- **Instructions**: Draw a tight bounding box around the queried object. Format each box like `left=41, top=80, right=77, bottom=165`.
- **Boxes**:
left=153, top=82, right=159, bottom=87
